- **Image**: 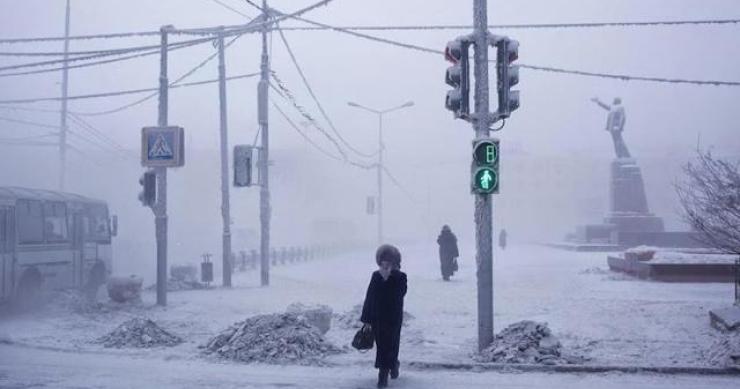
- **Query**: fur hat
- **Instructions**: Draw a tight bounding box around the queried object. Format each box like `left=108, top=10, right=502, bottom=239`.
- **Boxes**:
left=376, top=244, right=401, bottom=269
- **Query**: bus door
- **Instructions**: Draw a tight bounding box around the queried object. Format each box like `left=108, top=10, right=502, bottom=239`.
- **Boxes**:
left=0, top=207, right=11, bottom=300
left=72, top=212, right=84, bottom=288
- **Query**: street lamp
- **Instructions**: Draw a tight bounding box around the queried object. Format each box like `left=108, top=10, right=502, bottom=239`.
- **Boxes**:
left=347, top=100, right=414, bottom=245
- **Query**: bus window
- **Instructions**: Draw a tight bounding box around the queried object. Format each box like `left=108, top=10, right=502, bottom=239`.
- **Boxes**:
left=86, top=204, right=110, bottom=242
left=43, top=202, right=69, bottom=243
left=17, top=200, right=44, bottom=244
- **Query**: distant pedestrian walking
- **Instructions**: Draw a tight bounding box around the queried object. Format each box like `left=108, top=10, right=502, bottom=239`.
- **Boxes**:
left=499, top=229, right=508, bottom=250
left=437, top=225, right=459, bottom=281
left=361, top=244, right=408, bottom=388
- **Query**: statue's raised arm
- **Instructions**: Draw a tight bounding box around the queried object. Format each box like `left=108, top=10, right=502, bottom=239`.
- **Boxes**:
left=590, top=97, right=611, bottom=111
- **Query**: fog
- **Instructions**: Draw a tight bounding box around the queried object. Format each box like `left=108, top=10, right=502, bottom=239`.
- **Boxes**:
left=1, top=0, right=739, bottom=281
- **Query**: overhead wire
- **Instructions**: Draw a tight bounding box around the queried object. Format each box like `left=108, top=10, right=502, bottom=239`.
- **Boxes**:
left=270, top=70, right=348, bottom=160
left=274, top=11, right=740, bottom=87
left=274, top=18, right=740, bottom=31
left=0, top=72, right=259, bottom=105
left=209, top=0, right=253, bottom=19
left=275, top=24, right=377, bottom=159
left=71, top=33, right=248, bottom=116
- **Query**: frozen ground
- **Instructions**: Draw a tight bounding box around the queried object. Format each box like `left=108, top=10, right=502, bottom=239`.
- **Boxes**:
left=2, top=342, right=739, bottom=389
left=0, top=243, right=736, bottom=387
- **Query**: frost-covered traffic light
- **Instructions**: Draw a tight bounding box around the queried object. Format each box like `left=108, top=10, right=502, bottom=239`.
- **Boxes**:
left=138, top=170, right=156, bottom=207
left=496, top=37, right=519, bottom=118
left=444, top=38, right=471, bottom=119
left=471, top=138, right=499, bottom=195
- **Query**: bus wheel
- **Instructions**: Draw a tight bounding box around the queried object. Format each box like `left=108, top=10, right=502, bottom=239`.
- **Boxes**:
left=14, top=269, right=42, bottom=311
left=84, top=262, right=106, bottom=302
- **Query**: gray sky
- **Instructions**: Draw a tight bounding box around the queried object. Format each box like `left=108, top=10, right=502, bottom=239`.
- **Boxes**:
left=0, top=1, right=739, bottom=268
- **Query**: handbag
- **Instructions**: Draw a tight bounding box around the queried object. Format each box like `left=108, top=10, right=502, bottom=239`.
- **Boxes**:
left=352, top=324, right=374, bottom=350
left=452, top=258, right=459, bottom=272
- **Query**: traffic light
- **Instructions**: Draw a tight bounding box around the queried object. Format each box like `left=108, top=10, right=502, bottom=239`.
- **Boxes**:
left=496, top=37, right=520, bottom=118
left=138, top=170, right=156, bottom=207
left=233, top=145, right=252, bottom=187
left=444, top=38, right=471, bottom=119
left=471, top=138, right=499, bottom=194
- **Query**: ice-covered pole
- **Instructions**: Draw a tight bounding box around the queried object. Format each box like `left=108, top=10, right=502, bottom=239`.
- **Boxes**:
left=473, top=0, right=494, bottom=351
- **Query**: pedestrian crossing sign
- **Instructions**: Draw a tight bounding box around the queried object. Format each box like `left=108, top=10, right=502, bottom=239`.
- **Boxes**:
left=141, top=126, right=185, bottom=167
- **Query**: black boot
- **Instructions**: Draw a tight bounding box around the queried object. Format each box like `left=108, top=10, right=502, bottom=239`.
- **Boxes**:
left=390, top=360, right=400, bottom=379
left=377, top=368, right=389, bottom=388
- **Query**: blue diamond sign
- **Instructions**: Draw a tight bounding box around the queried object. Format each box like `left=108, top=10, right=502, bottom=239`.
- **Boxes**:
left=141, top=126, right=185, bottom=167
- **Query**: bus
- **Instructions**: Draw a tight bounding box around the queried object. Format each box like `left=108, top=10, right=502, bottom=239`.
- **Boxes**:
left=0, top=187, right=116, bottom=305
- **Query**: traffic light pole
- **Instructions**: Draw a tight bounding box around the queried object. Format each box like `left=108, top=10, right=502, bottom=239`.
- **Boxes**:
left=155, top=26, right=170, bottom=306
left=217, top=31, right=232, bottom=288
left=473, top=0, right=494, bottom=351
left=258, top=0, right=271, bottom=287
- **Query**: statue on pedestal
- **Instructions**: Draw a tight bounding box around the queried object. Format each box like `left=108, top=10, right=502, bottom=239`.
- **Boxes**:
left=591, top=97, right=631, bottom=158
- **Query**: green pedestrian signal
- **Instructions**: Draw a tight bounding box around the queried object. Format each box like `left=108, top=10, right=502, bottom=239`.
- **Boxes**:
left=473, top=167, right=498, bottom=193
left=471, top=138, right=500, bottom=195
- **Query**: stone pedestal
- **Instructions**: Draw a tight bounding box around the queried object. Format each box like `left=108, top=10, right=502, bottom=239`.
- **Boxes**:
left=605, top=159, right=664, bottom=233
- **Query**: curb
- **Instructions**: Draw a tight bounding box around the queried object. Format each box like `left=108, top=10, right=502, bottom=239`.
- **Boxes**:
left=405, top=360, right=740, bottom=376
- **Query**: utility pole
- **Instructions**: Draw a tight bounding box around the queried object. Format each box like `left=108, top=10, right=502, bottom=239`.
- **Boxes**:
left=473, top=0, right=494, bottom=351
left=377, top=113, right=384, bottom=245
left=58, top=0, right=71, bottom=191
left=155, top=25, right=171, bottom=306
left=258, top=0, right=271, bottom=287
left=346, top=101, right=414, bottom=246
left=217, top=30, right=232, bottom=288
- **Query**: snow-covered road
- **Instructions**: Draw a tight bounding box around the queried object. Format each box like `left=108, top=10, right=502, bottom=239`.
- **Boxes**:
left=1, top=343, right=738, bottom=389
left=0, top=242, right=736, bottom=389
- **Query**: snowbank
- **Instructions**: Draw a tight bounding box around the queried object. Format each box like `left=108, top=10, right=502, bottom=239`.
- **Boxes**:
left=203, top=313, right=343, bottom=365
left=96, top=317, right=183, bottom=348
left=476, top=321, right=581, bottom=365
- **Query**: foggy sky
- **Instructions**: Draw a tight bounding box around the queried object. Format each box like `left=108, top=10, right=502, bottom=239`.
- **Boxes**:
left=1, top=1, right=739, bottom=279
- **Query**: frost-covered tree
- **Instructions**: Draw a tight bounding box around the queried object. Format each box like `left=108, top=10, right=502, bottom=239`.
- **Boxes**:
left=676, top=149, right=740, bottom=255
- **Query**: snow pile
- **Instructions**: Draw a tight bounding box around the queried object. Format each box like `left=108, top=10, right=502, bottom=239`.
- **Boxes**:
left=477, top=321, right=575, bottom=365
left=704, top=333, right=740, bottom=367
left=286, top=303, right=332, bottom=334
left=334, top=304, right=414, bottom=330
left=96, top=317, right=182, bottom=348
left=624, top=246, right=657, bottom=261
left=204, top=313, right=342, bottom=365
left=145, top=279, right=206, bottom=292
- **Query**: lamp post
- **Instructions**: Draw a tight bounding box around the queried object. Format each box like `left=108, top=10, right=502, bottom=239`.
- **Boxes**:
left=347, top=100, right=414, bottom=245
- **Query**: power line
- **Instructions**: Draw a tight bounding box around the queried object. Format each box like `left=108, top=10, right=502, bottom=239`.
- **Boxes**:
left=210, top=0, right=253, bottom=19
left=67, top=113, right=134, bottom=157
left=277, top=11, right=740, bottom=87
left=274, top=18, right=740, bottom=31
left=0, top=38, right=213, bottom=58
left=276, top=25, right=377, bottom=159
left=271, top=100, right=343, bottom=162
left=0, top=37, right=212, bottom=72
left=270, top=70, right=349, bottom=160
left=382, top=165, right=417, bottom=203
left=0, top=72, right=259, bottom=106
left=0, top=116, right=59, bottom=129
left=0, top=40, right=210, bottom=79
left=72, top=33, right=247, bottom=116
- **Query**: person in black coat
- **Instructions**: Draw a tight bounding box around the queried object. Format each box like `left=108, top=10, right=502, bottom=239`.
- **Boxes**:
left=437, top=225, right=459, bottom=281
left=361, top=244, right=407, bottom=388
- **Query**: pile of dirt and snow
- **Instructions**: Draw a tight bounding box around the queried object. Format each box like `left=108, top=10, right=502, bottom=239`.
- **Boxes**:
left=477, top=321, right=580, bottom=365
left=146, top=279, right=206, bottom=292
left=334, top=304, right=414, bottom=330
left=704, top=333, right=740, bottom=367
left=204, top=313, right=342, bottom=365
left=96, top=317, right=183, bottom=348
left=286, top=303, right=332, bottom=335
